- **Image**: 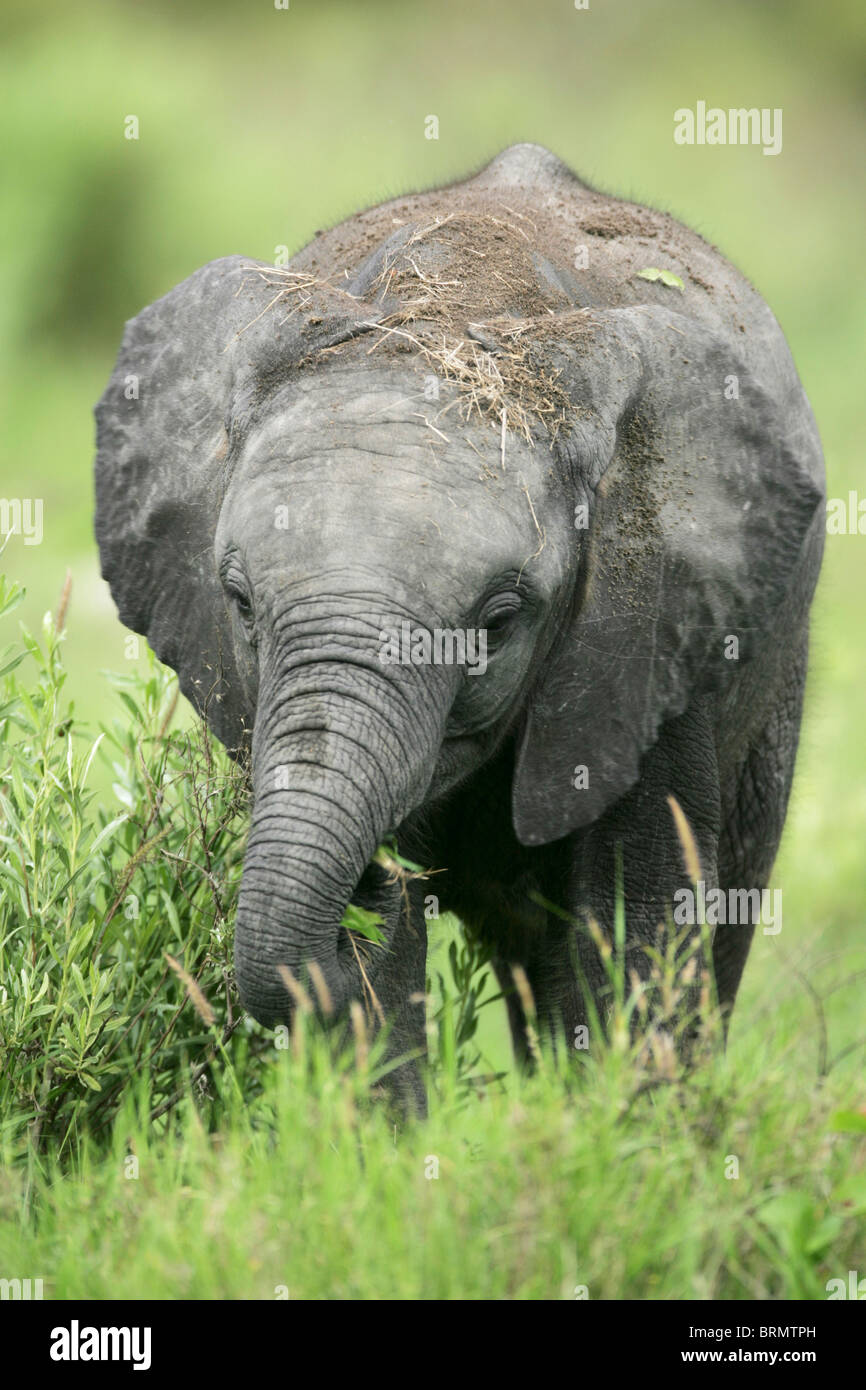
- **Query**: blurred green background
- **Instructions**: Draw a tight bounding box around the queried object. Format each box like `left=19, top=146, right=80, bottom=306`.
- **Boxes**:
left=1, top=0, right=864, bottom=1058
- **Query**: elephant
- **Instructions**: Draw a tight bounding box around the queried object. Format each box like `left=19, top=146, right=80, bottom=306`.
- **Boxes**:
left=95, top=143, right=825, bottom=1111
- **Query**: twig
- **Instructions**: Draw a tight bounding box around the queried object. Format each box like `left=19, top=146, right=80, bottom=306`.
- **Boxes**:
left=149, top=1018, right=243, bottom=1123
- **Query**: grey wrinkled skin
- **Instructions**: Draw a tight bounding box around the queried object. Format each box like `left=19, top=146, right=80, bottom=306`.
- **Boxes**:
left=95, top=144, right=825, bottom=1113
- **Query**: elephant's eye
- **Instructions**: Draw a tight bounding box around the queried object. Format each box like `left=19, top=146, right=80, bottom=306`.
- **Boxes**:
left=479, top=592, right=523, bottom=638
left=229, top=587, right=254, bottom=624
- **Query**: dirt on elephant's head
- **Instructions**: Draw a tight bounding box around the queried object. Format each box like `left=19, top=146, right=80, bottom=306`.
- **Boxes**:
left=357, top=210, right=584, bottom=444
left=249, top=204, right=599, bottom=448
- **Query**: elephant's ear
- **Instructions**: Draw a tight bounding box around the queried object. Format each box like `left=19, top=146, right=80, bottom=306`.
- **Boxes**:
left=512, top=304, right=825, bottom=846
left=96, top=256, right=383, bottom=750
left=94, top=257, right=279, bottom=751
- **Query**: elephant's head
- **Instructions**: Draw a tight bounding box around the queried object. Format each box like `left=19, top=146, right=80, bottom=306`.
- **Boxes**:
left=95, top=173, right=823, bottom=1028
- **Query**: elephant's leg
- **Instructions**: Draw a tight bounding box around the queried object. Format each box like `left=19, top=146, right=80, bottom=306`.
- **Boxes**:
left=491, top=955, right=563, bottom=1068
left=347, top=872, right=429, bottom=1118
left=493, top=943, right=585, bottom=1067
left=505, top=699, right=723, bottom=1062
left=376, top=885, right=430, bottom=1117
left=714, top=633, right=809, bottom=1023
left=492, top=959, right=526, bottom=1065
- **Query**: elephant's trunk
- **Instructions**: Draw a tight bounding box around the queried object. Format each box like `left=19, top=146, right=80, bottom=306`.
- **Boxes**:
left=234, top=659, right=447, bottom=1027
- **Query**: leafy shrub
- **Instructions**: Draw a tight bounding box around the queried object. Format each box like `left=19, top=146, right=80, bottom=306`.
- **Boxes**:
left=0, top=574, right=252, bottom=1157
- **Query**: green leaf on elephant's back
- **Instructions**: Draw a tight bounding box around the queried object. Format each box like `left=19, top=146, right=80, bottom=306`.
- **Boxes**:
left=341, top=903, right=386, bottom=945
left=830, top=1109, right=866, bottom=1133
left=636, top=267, right=684, bottom=289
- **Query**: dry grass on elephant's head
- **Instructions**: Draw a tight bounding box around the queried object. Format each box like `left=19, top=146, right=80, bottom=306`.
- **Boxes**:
left=250, top=209, right=598, bottom=447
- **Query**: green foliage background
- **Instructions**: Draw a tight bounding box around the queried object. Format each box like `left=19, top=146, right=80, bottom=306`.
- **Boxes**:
left=0, top=0, right=864, bottom=1299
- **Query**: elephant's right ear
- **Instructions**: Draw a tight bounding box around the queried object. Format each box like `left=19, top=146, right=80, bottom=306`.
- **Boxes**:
left=94, top=257, right=276, bottom=751
left=512, top=303, right=825, bottom=846
left=95, top=256, right=381, bottom=750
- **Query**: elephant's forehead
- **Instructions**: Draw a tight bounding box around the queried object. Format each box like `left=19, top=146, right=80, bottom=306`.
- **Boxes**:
left=237, top=371, right=537, bottom=481
left=226, top=375, right=565, bottom=578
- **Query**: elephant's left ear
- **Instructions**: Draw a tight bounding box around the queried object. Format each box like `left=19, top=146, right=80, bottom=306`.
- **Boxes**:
left=512, top=303, right=825, bottom=846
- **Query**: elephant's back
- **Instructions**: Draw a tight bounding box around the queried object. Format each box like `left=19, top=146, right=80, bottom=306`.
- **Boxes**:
left=285, top=145, right=815, bottom=465
left=288, top=144, right=758, bottom=332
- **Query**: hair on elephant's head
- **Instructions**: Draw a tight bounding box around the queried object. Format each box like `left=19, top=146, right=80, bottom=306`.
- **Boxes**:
left=95, top=144, right=824, bottom=1028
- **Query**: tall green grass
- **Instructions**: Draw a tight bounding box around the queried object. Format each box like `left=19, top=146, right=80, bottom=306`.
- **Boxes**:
left=2, top=1034, right=864, bottom=1299
left=1, top=574, right=864, bottom=1299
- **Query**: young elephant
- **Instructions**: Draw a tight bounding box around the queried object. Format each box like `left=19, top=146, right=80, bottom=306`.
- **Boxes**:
left=95, top=144, right=825, bottom=1109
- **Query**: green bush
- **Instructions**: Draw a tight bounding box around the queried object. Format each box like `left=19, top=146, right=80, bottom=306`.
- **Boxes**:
left=0, top=574, right=253, bottom=1157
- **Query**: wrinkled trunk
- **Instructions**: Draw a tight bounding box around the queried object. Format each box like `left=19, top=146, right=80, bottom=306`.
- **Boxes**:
left=234, top=660, right=448, bottom=1028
